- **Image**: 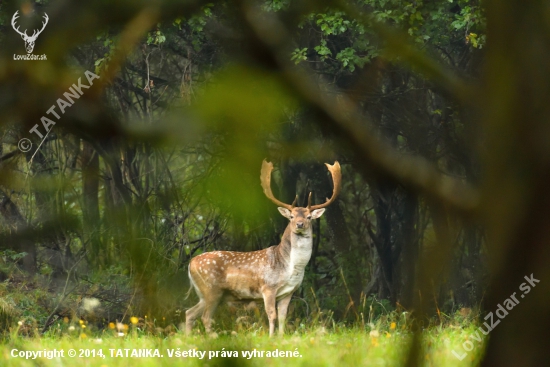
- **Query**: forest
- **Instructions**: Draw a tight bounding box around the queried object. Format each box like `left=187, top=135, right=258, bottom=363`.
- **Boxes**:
left=0, top=0, right=548, bottom=366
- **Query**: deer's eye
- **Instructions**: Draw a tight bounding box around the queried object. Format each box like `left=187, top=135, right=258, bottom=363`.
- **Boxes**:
left=290, top=215, right=294, bottom=219
left=307, top=216, right=312, bottom=220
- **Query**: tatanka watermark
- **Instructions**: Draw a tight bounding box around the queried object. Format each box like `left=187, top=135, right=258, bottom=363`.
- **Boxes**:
left=18, top=70, right=100, bottom=154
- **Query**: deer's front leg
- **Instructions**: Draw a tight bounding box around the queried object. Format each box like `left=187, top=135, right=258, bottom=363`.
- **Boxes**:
left=262, top=289, right=277, bottom=337
left=277, top=293, right=292, bottom=336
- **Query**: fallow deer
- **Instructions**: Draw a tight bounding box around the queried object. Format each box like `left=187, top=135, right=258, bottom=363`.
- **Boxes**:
left=185, top=160, right=341, bottom=336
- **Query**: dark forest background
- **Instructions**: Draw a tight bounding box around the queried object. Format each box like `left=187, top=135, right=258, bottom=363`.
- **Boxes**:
left=0, top=1, right=549, bottom=366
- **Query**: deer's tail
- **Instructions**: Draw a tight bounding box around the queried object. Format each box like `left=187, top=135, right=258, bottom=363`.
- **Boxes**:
left=185, top=265, right=196, bottom=300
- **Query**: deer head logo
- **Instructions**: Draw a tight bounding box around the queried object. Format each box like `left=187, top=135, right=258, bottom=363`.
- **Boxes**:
left=11, top=11, right=49, bottom=54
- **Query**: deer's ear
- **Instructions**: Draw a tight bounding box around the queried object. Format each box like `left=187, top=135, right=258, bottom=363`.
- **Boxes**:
left=277, top=207, right=292, bottom=218
left=310, top=208, right=325, bottom=219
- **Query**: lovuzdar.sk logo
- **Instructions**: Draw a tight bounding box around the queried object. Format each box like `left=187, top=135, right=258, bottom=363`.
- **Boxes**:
left=11, top=10, right=48, bottom=60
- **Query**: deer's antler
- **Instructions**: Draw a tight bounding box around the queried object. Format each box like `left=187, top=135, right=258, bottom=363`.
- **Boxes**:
left=260, top=160, right=295, bottom=210
left=308, top=161, right=341, bottom=210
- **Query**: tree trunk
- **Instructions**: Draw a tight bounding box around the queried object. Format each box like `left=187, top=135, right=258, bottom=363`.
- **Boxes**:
left=0, top=190, right=35, bottom=273
left=480, top=1, right=550, bottom=365
left=82, top=141, right=102, bottom=263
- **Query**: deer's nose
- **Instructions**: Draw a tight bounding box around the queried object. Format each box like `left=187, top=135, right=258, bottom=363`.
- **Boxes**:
left=296, top=222, right=304, bottom=228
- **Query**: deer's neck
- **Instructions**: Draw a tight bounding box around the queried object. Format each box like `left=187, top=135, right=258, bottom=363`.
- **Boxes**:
left=276, top=224, right=313, bottom=270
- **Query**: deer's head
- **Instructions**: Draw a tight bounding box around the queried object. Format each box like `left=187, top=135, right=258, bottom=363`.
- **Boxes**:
left=11, top=11, right=49, bottom=54
left=276, top=207, right=325, bottom=234
left=260, top=160, right=341, bottom=235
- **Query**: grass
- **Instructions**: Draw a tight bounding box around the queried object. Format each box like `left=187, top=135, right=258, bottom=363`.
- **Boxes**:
left=0, top=319, right=484, bottom=367
left=0, top=260, right=485, bottom=366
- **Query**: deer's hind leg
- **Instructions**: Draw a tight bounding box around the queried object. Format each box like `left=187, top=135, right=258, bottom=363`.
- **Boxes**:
left=201, top=292, right=223, bottom=335
left=186, top=300, right=205, bottom=335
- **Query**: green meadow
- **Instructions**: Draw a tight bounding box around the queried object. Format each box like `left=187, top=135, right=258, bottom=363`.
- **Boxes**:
left=1, top=314, right=484, bottom=366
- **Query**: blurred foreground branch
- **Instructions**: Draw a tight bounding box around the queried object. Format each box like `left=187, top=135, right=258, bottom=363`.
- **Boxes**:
left=240, top=2, right=479, bottom=217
